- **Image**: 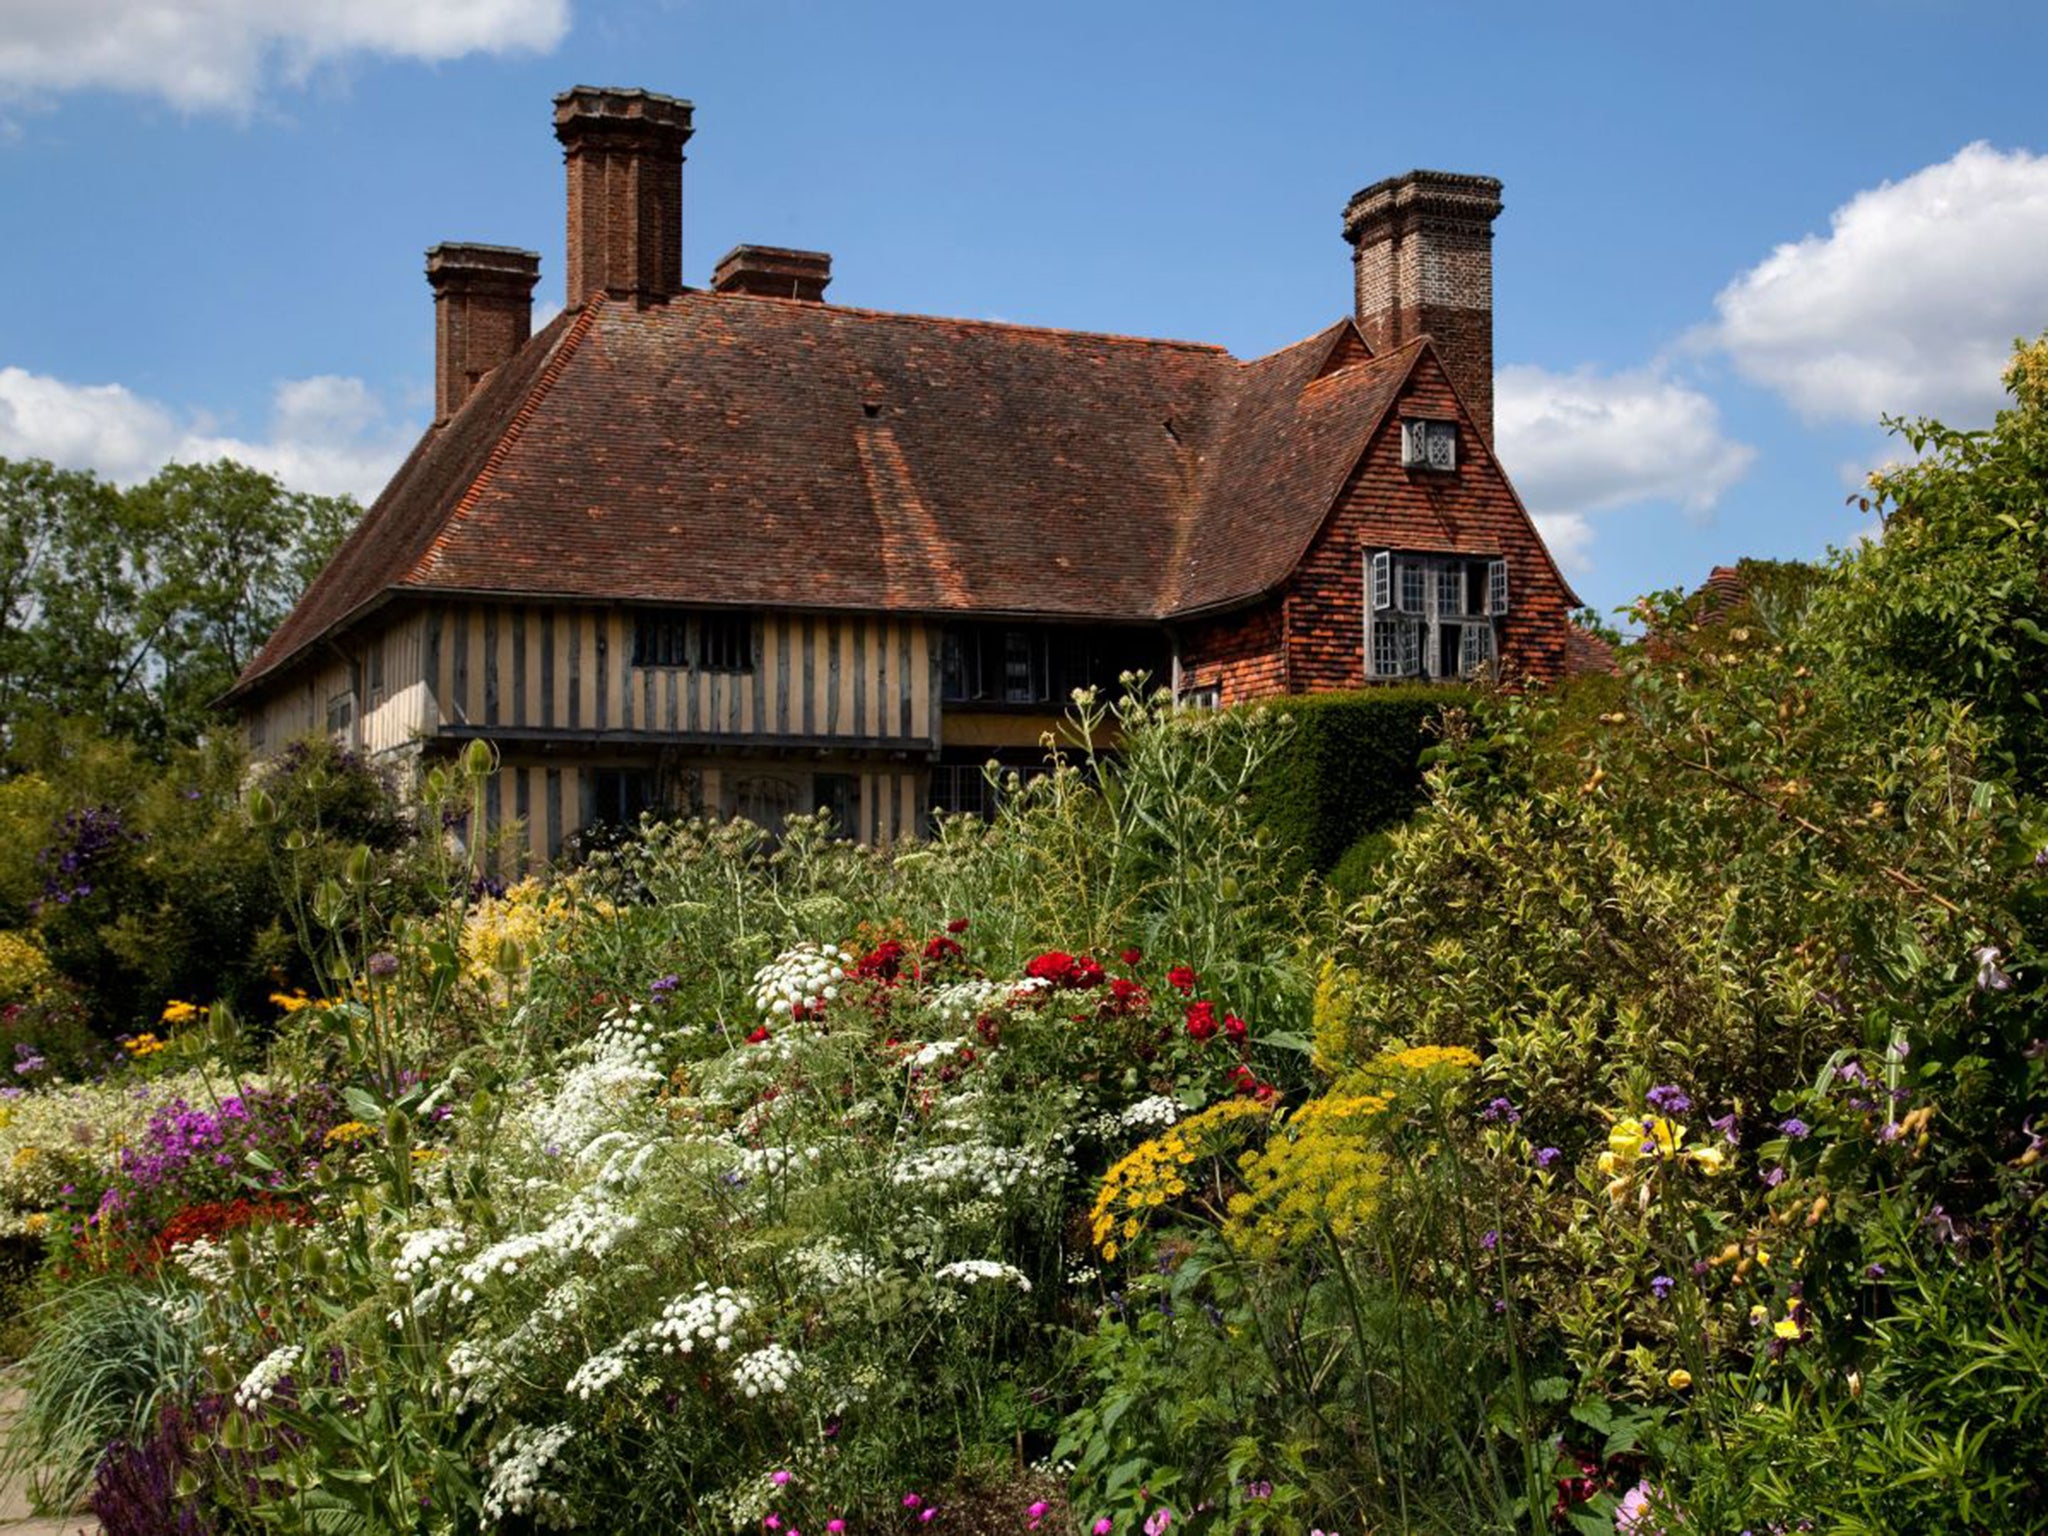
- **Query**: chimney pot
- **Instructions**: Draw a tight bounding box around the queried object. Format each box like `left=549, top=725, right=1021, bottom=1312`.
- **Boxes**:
left=426, top=242, right=541, bottom=423
left=1342, top=169, right=1503, bottom=445
left=553, top=85, right=695, bottom=306
left=711, top=245, right=832, bottom=302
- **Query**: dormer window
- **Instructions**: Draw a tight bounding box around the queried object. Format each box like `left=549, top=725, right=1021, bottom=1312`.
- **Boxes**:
left=1401, top=418, right=1458, bottom=472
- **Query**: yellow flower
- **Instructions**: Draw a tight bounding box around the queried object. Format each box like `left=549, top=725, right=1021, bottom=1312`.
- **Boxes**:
left=1089, top=1098, right=1273, bottom=1260
left=1666, top=1368, right=1693, bottom=1390
left=122, top=1033, right=168, bottom=1058
left=160, top=999, right=201, bottom=1026
left=323, top=1120, right=376, bottom=1148
left=1688, top=1144, right=1728, bottom=1175
left=1750, top=1304, right=1769, bottom=1328
left=1773, top=1316, right=1802, bottom=1340
left=270, top=990, right=313, bottom=1014
left=1225, top=1092, right=1392, bottom=1257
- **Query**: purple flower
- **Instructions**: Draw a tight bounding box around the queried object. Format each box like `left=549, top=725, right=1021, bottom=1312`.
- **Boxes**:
left=366, top=952, right=399, bottom=979
left=1651, top=1274, right=1675, bottom=1299
left=1534, top=1146, right=1562, bottom=1169
left=1864, top=1262, right=1886, bottom=1279
left=1646, top=1084, right=1692, bottom=1115
left=1761, top=1165, right=1786, bottom=1189
left=1836, top=1060, right=1869, bottom=1087
left=1779, top=1118, right=1810, bottom=1140
left=1974, top=946, right=2014, bottom=993
left=1481, top=1096, right=1521, bottom=1125
left=1480, top=1229, right=1499, bottom=1250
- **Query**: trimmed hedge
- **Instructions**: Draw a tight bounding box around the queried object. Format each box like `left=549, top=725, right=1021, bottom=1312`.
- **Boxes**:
left=1245, top=685, right=1468, bottom=873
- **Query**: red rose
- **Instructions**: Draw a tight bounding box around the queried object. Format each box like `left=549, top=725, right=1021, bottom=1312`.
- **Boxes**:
left=946, top=917, right=970, bottom=934
left=1185, top=1000, right=1219, bottom=1041
left=1106, top=977, right=1148, bottom=1016
left=1119, top=947, right=1143, bottom=967
left=857, top=939, right=910, bottom=982
left=1025, top=951, right=1076, bottom=984
left=1167, top=965, right=1198, bottom=994
left=923, top=935, right=964, bottom=964
left=745, top=1025, right=771, bottom=1044
left=1068, top=955, right=1106, bottom=989
left=1223, top=1013, right=1247, bottom=1043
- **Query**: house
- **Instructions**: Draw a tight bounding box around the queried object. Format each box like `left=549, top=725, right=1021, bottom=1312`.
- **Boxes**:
left=225, top=85, right=1579, bottom=856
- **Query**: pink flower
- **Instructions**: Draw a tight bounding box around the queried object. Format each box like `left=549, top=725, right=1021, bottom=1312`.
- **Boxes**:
left=903, top=1494, right=922, bottom=1509
left=772, top=1470, right=793, bottom=1487
left=828, top=1523, right=846, bottom=1534
left=920, top=1510, right=937, bottom=1525
left=764, top=1519, right=780, bottom=1532
left=1094, top=1522, right=1114, bottom=1535
left=1145, top=1509, right=1174, bottom=1535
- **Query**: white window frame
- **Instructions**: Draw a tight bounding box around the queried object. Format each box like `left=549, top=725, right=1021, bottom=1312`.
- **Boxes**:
left=1401, top=418, right=1458, bottom=472
left=1364, top=550, right=1504, bottom=681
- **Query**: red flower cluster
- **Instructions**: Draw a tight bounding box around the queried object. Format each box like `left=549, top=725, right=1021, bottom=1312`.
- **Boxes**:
left=746, top=1025, right=772, bottom=1045
left=1104, top=976, right=1149, bottom=1018
left=1119, top=947, right=1143, bottom=967
left=1226, top=1064, right=1277, bottom=1101
left=150, top=1197, right=309, bottom=1259
left=1024, top=951, right=1106, bottom=990
left=856, top=940, right=911, bottom=983
left=945, top=918, right=970, bottom=934
left=1167, top=965, right=1198, bottom=994
left=1185, top=1000, right=1220, bottom=1041
left=922, top=935, right=964, bottom=965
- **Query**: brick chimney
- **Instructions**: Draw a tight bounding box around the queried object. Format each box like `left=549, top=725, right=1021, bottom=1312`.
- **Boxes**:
left=553, top=85, right=694, bottom=306
left=1342, top=170, right=1504, bottom=445
left=711, top=245, right=832, bottom=302
left=426, top=243, right=541, bottom=423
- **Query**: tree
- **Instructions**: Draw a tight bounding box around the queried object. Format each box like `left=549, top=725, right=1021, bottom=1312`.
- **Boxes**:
left=0, top=456, right=356, bottom=759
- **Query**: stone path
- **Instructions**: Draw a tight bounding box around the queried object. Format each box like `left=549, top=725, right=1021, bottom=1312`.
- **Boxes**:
left=0, top=1386, right=99, bottom=1536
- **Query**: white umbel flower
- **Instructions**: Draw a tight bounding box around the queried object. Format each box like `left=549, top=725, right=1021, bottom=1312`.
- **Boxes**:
left=730, top=1342, right=802, bottom=1398
left=234, top=1344, right=301, bottom=1412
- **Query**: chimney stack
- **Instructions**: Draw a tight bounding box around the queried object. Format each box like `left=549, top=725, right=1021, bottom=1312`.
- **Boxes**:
left=711, top=245, right=832, bottom=302
left=1342, top=170, right=1503, bottom=445
left=427, top=243, right=541, bottom=424
left=552, top=85, right=695, bottom=306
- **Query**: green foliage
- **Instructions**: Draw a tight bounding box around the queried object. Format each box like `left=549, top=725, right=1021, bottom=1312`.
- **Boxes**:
left=0, top=454, right=354, bottom=761
left=1, top=1278, right=200, bottom=1511
left=1246, top=685, right=1464, bottom=873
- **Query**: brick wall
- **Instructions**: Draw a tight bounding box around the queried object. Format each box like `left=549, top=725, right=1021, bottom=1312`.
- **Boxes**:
left=1178, top=346, right=1573, bottom=700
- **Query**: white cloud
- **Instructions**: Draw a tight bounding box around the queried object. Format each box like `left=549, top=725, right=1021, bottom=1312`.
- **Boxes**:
left=1495, top=364, right=1757, bottom=571
left=1710, top=142, right=2048, bottom=426
left=0, top=366, right=416, bottom=502
left=0, top=0, right=569, bottom=113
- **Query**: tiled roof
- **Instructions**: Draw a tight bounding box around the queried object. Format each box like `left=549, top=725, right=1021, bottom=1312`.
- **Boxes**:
left=231, top=293, right=1446, bottom=697
left=1564, top=623, right=1619, bottom=677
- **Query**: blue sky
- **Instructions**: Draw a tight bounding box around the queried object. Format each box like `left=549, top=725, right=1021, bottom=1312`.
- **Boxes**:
left=4, top=0, right=2047, bottom=614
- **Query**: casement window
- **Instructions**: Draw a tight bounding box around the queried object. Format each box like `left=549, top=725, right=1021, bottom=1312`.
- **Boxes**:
left=325, top=690, right=355, bottom=736
left=1365, top=551, right=1509, bottom=680
left=940, top=624, right=1169, bottom=706
left=631, top=611, right=759, bottom=673
left=586, top=768, right=657, bottom=828
left=366, top=637, right=385, bottom=707
left=813, top=773, right=861, bottom=837
left=1400, top=418, right=1458, bottom=472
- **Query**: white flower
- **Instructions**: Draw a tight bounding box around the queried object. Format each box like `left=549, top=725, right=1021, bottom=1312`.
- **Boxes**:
left=646, top=1283, right=754, bottom=1355
left=234, top=1344, right=301, bottom=1412
left=751, top=942, right=854, bottom=1019
left=729, top=1342, right=802, bottom=1398
left=392, top=1225, right=468, bottom=1288
left=935, top=1259, right=1032, bottom=1293
left=482, top=1422, right=575, bottom=1526
left=1975, top=945, right=2014, bottom=993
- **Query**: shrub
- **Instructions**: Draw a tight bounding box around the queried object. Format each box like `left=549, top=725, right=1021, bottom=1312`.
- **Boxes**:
left=1246, top=685, right=1465, bottom=873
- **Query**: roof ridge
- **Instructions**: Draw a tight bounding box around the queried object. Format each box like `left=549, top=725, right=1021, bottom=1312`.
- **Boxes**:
left=696, top=288, right=1233, bottom=355
left=409, top=297, right=608, bottom=587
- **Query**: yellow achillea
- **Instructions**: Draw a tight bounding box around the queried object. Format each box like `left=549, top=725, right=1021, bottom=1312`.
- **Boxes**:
left=160, top=999, right=202, bottom=1027
left=1226, top=1091, right=1391, bottom=1258
left=122, top=1033, right=169, bottom=1058
left=323, top=1121, right=376, bottom=1149
left=1363, top=1043, right=1483, bottom=1079
left=1091, top=1098, right=1272, bottom=1261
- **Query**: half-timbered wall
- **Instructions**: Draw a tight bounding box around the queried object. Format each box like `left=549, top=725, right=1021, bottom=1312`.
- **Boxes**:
left=423, top=605, right=938, bottom=748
